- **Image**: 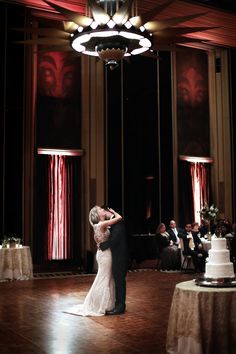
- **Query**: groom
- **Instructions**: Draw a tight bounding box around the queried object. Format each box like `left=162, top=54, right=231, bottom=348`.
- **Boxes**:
left=99, top=206, right=128, bottom=315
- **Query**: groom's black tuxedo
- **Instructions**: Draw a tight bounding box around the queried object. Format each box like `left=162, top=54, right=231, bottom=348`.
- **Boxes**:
left=99, top=220, right=128, bottom=312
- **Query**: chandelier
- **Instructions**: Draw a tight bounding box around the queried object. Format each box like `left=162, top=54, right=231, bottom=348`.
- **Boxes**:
left=17, top=0, right=214, bottom=69
left=69, top=0, right=153, bottom=69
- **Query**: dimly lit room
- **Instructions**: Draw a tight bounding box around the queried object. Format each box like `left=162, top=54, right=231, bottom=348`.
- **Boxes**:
left=0, top=1, right=236, bottom=353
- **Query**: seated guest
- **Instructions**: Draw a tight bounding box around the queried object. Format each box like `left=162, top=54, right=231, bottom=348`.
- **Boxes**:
left=232, top=223, right=236, bottom=237
left=230, top=223, right=236, bottom=269
left=220, top=221, right=234, bottom=250
left=155, top=223, right=180, bottom=271
left=199, top=219, right=210, bottom=238
left=167, top=220, right=183, bottom=247
left=221, top=221, right=232, bottom=237
left=182, top=223, right=208, bottom=272
left=192, top=222, right=200, bottom=234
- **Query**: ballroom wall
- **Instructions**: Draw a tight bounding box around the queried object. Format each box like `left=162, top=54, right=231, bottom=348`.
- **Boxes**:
left=0, top=3, right=24, bottom=237
left=230, top=49, right=236, bottom=209
left=1, top=1, right=236, bottom=267
left=105, top=52, right=173, bottom=235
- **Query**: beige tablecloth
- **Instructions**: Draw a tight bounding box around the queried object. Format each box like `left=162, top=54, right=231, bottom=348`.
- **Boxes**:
left=166, top=280, right=236, bottom=354
left=0, top=246, right=33, bottom=280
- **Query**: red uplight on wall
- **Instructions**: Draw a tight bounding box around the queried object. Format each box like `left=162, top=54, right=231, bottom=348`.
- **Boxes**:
left=47, top=155, right=71, bottom=260
left=179, top=155, right=213, bottom=224
left=38, top=149, right=83, bottom=261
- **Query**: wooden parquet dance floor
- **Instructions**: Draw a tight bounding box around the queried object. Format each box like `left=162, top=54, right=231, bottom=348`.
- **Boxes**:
left=0, top=271, right=194, bottom=354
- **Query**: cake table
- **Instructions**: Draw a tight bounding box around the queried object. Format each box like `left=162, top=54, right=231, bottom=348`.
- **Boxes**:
left=166, top=280, right=236, bottom=354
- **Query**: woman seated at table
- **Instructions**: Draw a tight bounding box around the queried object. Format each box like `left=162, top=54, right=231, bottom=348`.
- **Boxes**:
left=155, top=223, right=180, bottom=271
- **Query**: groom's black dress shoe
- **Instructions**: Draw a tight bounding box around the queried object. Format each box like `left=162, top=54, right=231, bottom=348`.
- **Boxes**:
left=106, top=308, right=125, bottom=315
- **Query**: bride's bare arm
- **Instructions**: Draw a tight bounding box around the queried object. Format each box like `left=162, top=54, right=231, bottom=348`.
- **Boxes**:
left=100, top=209, right=122, bottom=231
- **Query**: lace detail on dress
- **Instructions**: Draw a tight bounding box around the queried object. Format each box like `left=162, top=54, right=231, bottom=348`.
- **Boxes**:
left=93, top=222, right=110, bottom=245
left=64, top=223, right=115, bottom=317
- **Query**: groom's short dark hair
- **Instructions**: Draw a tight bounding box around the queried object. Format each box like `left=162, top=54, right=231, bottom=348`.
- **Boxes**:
left=101, top=205, right=109, bottom=211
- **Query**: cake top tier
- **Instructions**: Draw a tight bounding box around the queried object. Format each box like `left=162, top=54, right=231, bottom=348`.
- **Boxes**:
left=211, top=237, right=226, bottom=250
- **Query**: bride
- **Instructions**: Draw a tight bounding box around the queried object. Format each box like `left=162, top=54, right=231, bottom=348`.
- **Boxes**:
left=65, top=206, right=122, bottom=316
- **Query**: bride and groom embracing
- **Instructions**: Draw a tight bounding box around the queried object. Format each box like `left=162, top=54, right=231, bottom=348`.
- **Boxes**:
left=65, top=205, right=128, bottom=316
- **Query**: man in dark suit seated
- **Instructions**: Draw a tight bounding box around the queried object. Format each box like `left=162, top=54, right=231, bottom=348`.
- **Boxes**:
left=181, top=223, right=208, bottom=272
left=167, top=220, right=183, bottom=247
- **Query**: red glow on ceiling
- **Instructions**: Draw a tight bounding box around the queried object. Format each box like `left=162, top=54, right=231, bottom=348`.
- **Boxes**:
left=13, top=0, right=85, bottom=14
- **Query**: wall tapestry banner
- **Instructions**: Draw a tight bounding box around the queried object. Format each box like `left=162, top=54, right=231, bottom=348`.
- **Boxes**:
left=37, top=51, right=81, bottom=149
left=176, top=48, right=210, bottom=157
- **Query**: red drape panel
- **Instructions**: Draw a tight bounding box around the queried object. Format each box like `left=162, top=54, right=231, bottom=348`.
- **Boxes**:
left=190, top=162, right=208, bottom=224
left=47, top=155, right=71, bottom=260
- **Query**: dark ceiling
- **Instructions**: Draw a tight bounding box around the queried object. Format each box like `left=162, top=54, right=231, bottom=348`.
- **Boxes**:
left=191, top=0, right=236, bottom=13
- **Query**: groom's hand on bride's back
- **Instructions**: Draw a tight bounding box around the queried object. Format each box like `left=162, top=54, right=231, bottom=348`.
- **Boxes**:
left=99, top=241, right=110, bottom=251
left=99, top=242, right=105, bottom=251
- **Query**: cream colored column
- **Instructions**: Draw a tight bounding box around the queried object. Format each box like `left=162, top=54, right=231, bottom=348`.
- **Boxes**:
left=208, top=48, right=232, bottom=220
left=81, top=56, right=105, bottom=259
left=23, top=41, right=37, bottom=249
left=171, top=50, right=179, bottom=223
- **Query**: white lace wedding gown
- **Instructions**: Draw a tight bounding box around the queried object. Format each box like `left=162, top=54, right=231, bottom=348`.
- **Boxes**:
left=64, top=222, right=115, bottom=316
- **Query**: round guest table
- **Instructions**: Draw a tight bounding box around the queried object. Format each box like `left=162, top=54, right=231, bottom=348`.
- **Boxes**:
left=0, top=246, right=33, bottom=281
left=166, top=280, right=236, bottom=354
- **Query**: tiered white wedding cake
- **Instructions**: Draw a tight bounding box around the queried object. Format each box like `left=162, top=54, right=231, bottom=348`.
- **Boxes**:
left=205, top=236, right=235, bottom=279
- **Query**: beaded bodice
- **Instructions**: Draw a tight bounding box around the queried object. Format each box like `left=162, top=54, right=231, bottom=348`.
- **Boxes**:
left=94, top=222, right=110, bottom=244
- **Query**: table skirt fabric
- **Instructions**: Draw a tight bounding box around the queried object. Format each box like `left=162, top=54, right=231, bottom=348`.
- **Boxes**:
left=0, top=247, right=33, bottom=280
left=166, top=280, right=236, bottom=354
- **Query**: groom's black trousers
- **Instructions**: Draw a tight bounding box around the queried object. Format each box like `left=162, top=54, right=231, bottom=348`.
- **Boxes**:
left=112, top=263, right=127, bottom=311
left=99, top=220, right=128, bottom=311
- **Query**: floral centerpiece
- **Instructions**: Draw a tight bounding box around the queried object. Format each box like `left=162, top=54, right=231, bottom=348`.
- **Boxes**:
left=200, top=203, right=219, bottom=221
left=1, top=234, right=22, bottom=248
left=200, top=203, right=219, bottom=239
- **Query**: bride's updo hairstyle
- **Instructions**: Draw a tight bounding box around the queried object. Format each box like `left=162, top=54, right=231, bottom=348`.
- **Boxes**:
left=89, top=206, right=100, bottom=226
